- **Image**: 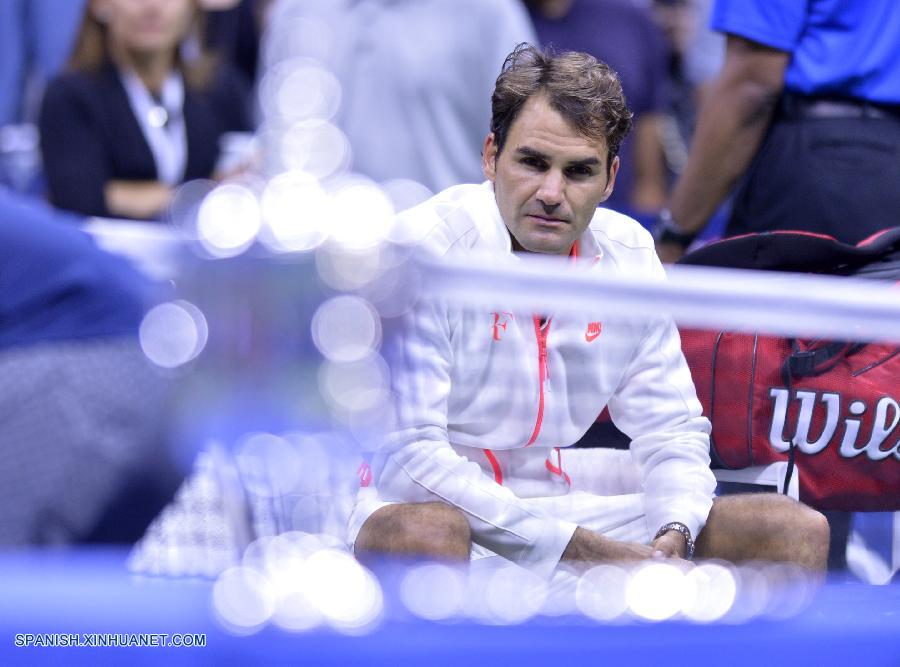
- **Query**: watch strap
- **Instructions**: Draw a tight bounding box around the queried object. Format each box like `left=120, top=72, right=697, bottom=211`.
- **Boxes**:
left=654, top=521, right=695, bottom=560
left=652, top=209, right=698, bottom=248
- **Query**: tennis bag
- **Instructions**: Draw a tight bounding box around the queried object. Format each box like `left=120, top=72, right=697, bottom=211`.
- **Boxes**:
left=677, top=228, right=900, bottom=511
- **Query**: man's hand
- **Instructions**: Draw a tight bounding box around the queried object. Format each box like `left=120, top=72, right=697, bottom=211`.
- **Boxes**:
left=561, top=526, right=693, bottom=568
left=651, top=529, right=688, bottom=559
left=561, top=526, right=655, bottom=564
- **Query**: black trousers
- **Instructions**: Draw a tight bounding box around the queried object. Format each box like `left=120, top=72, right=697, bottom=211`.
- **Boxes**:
left=727, top=98, right=900, bottom=244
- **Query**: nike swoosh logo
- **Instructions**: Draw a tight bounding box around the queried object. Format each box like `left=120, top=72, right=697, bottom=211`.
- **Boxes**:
left=585, top=331, right=600, bottom=342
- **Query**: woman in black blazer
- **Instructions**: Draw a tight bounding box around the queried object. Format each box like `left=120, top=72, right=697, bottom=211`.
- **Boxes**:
left=39, top=0, right=253, bottom=221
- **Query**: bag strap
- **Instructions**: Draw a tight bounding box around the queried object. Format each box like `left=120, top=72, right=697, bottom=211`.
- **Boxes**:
left=777, top=339, right=866, bottom=494
left=782, top=341, right=866, bottom=380
left=779, top=342, right=800, bottom=496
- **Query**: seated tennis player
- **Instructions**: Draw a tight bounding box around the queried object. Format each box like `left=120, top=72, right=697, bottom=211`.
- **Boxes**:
left=348, top=44, right=828, bottom=577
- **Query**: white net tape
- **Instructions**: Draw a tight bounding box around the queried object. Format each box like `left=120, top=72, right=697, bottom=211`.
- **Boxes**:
left=422, top=253, right=900, bottom=342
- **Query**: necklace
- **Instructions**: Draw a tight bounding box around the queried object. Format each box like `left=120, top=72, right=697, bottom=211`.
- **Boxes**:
left=147, top=104, right=169, bottom=129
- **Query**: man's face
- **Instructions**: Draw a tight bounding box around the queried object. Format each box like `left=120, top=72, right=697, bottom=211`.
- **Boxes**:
left=482, top=94, right=619, bottom=255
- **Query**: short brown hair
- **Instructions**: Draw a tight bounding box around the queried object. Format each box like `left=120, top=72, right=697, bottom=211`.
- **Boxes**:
left=490, top=43, right=633, bottom=170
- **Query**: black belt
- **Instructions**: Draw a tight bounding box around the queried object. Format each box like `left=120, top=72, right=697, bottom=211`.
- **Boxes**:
left=779, top=94, right=900, bottom=122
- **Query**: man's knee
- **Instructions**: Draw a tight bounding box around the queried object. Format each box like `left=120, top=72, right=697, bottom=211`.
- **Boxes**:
left=355, top=502, right=472, bottom=562
left=789, top=500, right=830, bottom=555
left=755, top=494, right=830, bottom=570
left=697, top=493, right=829, bottom=571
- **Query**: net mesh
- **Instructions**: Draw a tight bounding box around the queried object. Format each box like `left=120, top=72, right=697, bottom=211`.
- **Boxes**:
left=105, top=224, right=900, bottom=627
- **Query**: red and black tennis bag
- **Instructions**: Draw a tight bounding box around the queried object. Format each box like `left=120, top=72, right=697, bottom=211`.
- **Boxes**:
left=678, top=228, right=900, bottom=511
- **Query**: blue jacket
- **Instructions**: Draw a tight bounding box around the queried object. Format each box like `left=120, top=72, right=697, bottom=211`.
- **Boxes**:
left=0, top=190, right=154, bottom=349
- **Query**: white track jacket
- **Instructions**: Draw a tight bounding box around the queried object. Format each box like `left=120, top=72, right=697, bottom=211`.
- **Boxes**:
left=371, top=182, right=716, bottom=578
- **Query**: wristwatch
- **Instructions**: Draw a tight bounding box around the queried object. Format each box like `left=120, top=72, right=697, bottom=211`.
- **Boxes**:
left=654, top=521, right=695, bottom=560
left=652, top=209, right=697, bottom=248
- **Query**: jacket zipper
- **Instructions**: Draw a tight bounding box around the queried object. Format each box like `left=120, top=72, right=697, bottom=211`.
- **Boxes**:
left=521, top=242, right=578, bottom=447
left=524, top=315, right=550, bottom=446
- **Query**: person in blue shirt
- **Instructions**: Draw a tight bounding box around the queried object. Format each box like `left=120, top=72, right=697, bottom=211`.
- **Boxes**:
left=0, top=190, right=179, bottom=545
left=655, top=0, right=900, bottom=261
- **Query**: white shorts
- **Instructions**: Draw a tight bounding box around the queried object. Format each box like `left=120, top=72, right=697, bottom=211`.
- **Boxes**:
left=348, top=446, right=653, bottom=557
left=346, top=485, right=652, bottom=559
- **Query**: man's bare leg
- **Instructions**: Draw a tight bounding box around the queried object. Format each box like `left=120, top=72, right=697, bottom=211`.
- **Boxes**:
left=696, top=493, right=829, bottom=571
left=355, top=502, right=472, bottom=563
left=353, top=495, right=827, bottom=571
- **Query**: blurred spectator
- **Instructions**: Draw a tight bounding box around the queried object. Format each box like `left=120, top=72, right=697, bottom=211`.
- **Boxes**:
left=39, top=0, right=254, bottom=221
left=678, top=0, right=725, bottom=107
left=0, top=0, right=87, bottom=127
left=204, top=0, right=269, bottom=89
left=0, top=189, right=178, bottom=545
left=650, top=0, right=723, bottom=164
left=656, top=0, right=900, bottom=261
left=261, top=0, right=536, bottom=195
left=0, top=1, right=87, bottom=195
left=526, top=0, right=670, bottom=224
left=650, top=0, right=727, bottom=240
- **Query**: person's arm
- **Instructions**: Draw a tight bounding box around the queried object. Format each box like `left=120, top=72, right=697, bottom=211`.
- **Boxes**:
left=605, top=244, right=718, bottom=551
left=39, top=76, right=111, bottom=217
left=657, top=35, right=789, bottom=262
left=104, top=180, right=173, bottom=220
left=561, top=527, right=656, bottom=563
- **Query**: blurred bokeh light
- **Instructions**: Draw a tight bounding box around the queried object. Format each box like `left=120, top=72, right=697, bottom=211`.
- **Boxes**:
left=139, top=300, right=209, bottom=369
left=196, top=184, right=262, bottom=258
left=311, top=296, right=382, bottom=362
